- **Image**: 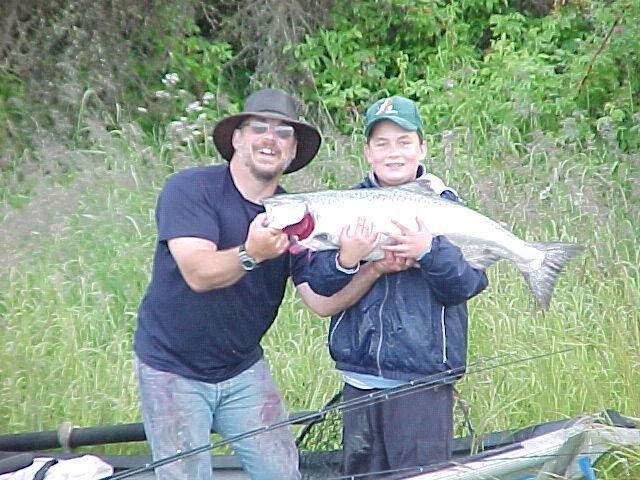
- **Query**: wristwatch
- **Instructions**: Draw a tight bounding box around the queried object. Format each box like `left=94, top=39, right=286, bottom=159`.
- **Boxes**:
left=238, top=244, right=259, bottom=271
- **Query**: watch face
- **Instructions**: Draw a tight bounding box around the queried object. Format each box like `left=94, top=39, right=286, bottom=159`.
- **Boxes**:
left=240, top=257, right=257, bottom=270
left=239, top=247, right=258, bottom=271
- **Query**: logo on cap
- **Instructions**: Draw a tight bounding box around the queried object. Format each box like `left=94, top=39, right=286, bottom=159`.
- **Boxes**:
left=374, top=98, right=398, bottom=116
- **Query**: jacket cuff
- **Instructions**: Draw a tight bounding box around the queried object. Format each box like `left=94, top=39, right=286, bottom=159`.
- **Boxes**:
left=417, top=236, right=441, bottom=268
left=415, top=243, right=432, bottom=261
left=306, top=251, right=357, bottom=296
left=335, top=254, right=360, bottom=274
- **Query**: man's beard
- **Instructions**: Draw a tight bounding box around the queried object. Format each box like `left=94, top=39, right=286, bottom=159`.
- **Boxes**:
left=250, top=163, right=282, bottom=182
left=246, top=150, right=293, bottom=182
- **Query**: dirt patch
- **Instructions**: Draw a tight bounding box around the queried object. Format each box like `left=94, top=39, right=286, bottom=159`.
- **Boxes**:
left=0, top=183, right=80, bottom=270
left=0, top=122, right=160, bottom=273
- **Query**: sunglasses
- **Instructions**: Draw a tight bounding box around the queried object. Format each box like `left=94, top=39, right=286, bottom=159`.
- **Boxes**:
left=242, top=120, right=295, bottom=140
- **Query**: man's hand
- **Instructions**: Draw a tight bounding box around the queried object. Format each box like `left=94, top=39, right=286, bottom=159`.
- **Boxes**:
left=244, top=213, right=290, bottom=262
left=337, top=217, right=380, bottom=269
left=381, top=217, right=432, bottom=259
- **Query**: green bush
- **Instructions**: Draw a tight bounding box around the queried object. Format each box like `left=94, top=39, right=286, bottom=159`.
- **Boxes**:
left=0, top=66, right=26, bottom=160
left=291, top=0, right=638, bottom=152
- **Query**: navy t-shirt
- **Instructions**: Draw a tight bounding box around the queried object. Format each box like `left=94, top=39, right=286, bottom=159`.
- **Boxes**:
left=134, top=164, right=308, bottom=383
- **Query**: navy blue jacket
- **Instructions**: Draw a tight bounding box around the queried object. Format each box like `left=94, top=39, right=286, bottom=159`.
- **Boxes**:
left=306, top=171, right=489, bottom=382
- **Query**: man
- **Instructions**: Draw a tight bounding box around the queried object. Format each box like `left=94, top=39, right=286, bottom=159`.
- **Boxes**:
left=300, top=96, right=489, bottom=478
left=133, top=88, right=325, bottom=479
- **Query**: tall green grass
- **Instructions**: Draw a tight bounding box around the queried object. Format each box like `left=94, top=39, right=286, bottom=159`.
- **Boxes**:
left=0, top=122, right=638, bottom=476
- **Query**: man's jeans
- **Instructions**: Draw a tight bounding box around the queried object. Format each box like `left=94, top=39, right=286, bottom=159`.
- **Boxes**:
left=135, top=356, right=301, bottom=479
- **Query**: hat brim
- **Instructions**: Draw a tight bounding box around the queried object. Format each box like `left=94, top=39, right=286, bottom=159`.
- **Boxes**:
left=364, top=116, right=420, bottom=138
left=213, top=112, right=321, bottom=174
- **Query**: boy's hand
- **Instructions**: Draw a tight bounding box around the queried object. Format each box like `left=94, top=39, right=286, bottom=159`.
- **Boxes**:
left=381, top=217, right=432, bottom=259
left=337, top=217, right=380, bottom=269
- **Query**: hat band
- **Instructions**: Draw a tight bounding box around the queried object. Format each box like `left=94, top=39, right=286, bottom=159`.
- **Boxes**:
left=249, top=109, right=293, bottom=119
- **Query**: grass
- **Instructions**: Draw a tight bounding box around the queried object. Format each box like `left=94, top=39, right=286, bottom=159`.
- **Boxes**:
left=0, top=118, right=639, bottom=477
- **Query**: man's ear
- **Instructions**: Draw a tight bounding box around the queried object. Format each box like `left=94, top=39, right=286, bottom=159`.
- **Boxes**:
left=231, top=128, right=242, bottom=150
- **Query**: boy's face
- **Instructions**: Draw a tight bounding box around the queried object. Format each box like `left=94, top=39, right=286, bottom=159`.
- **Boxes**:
left=364, top=120, right=426, bottom=186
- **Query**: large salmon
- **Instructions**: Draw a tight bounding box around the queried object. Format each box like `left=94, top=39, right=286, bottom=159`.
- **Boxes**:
left=263, top=181, right=583, bottom=309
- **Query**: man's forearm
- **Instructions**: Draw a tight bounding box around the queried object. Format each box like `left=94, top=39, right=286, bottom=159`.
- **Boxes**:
left=298, top=262, right=382, bottom=317
left=177, top=246, right=249, bottom=292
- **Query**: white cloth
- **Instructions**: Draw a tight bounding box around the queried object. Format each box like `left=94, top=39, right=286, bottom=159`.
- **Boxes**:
left=0, top=455, right=113, bottom=480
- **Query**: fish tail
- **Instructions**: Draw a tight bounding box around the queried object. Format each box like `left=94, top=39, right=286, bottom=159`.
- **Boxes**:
left=522, top=242, right=584, bottom=310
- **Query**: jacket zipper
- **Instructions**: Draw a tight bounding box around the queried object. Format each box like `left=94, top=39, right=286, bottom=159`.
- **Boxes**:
left=328, top=311, right=346, bottom=348
left=441, top=306, right=447, bottom=363
left=376, top=276, right=389, bottom=376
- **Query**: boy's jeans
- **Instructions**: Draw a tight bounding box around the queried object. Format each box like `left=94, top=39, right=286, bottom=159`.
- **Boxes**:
left=135, top=356, right=300, bottom=480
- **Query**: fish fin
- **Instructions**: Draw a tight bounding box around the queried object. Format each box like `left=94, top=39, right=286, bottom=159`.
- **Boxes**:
left=396, top=179, right=441, bottom=197
left=467, top=255, right=501, bottom=270
left=362, top=235, right=391, bottom=262
left=522, top=242, right=584, bottom=310
left=420, top=173, right=460, bottom=198
left=397, top=178, right=461, bottom=203
left=461, top=245, right=501, bottom=270
left=363, top=249, right=386, bottom=261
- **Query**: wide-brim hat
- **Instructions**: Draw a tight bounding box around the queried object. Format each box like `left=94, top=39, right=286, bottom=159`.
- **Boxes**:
left=213, top=88, right=321, bottom=174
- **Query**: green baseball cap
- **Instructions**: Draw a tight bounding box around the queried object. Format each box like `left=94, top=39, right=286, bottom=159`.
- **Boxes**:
left=364, top=96, right=424, bottom=138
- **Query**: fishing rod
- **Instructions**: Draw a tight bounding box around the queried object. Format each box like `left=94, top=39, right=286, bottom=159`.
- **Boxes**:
left=328, top=383, right=636, bottom=479
left=104, top=347, right=575, bottom=480
left=325, top=451, right=606, bottom=480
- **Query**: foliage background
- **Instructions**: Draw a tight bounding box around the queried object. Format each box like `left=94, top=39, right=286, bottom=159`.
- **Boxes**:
left=1, top=0, right=639, bottom=476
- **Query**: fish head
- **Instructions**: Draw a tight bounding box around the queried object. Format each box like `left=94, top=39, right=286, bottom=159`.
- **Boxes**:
left=263, top=193, right=340, bottom=255
left=263, top=194, right=317, bottom=255
left=263, top=194, right=309, bottom=230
